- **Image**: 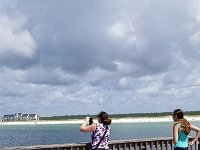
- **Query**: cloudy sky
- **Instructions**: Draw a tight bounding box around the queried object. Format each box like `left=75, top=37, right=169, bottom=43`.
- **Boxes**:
left=0, top=0, right=200, bottom=117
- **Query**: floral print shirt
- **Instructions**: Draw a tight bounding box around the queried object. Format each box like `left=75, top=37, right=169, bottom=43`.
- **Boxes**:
left=91, top=123, right=110, bottom=149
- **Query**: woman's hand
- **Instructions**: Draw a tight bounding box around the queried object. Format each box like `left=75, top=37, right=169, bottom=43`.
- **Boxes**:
left=189, top=124, right=200, bottom=146
left=188, top=141, right=195, bottom=146
left=80, top=116, right=96, bottom=133
left=84, top=116, right=90, bottom=123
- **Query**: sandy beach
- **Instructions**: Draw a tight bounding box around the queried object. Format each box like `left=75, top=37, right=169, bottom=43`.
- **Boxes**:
left=0, top=115, right=200, bottom=125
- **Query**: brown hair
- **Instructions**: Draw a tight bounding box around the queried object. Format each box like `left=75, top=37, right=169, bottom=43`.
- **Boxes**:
left=173, top=109, right=184, bottom=119
left=173, top=109, right=191, bottom=135
left=97, top=111, right=112, bottom=125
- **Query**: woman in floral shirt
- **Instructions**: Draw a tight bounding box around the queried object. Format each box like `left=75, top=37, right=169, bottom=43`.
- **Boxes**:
left=80, top=111, right=112, bottom=150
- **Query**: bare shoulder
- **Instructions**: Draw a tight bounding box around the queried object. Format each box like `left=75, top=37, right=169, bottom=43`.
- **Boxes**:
left=173, top=124, right=179, bottom=131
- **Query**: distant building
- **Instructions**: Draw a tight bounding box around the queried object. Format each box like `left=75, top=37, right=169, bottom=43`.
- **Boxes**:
left=2, top=113, right=39, bottom=122
left=15, top=113, right=23, bottom=121
left=21, top=114, right=29, bottom=121
left=29, top=114, right=39, bottom=121
left=3, top=114, right=15, bottom=121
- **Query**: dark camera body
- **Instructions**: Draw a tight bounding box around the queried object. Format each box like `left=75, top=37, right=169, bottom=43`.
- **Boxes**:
left=89, top=118, right=93, bottom=125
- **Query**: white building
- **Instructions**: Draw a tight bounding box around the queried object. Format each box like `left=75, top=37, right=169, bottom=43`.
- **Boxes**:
left=2, top=113, right=39, bottom=122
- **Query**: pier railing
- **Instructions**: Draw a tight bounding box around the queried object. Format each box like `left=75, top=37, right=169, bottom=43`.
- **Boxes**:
left=1, top=137, right=199, bottom=150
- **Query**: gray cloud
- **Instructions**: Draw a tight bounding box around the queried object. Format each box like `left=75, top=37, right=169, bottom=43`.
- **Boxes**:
left=0, top=0, right=200, bottom=116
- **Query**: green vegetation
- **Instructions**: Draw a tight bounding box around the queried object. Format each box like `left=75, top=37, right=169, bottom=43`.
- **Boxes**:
left=40, top=111, right=200, bottom=120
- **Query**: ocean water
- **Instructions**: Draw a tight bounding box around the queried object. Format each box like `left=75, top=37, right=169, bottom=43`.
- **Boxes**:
left=0, top=121, right=200, bottom=148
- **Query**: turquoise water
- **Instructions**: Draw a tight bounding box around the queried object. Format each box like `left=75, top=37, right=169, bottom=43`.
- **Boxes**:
left=0, top=121, right=200, bottom=148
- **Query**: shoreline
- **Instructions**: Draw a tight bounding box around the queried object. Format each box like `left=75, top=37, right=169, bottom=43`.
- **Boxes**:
left=1, top=116, right=200, bottom=125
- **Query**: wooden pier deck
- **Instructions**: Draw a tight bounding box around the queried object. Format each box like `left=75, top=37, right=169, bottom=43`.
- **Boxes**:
left=1, top=137, right=199, bottom=150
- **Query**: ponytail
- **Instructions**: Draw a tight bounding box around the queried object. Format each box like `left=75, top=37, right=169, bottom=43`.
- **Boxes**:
left=103, top=118, right=112, bottom=125
left=97, top=111, right=112, bottom=125
left=181, top=118, right=191, bottom=135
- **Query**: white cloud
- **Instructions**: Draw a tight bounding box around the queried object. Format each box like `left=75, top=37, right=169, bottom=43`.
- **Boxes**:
left=185, top=69, right=200, bottom=86
left=119, top=77, right=128, bottom=87
left=137, top=82, right=160, bottom=95
left=113, top=61, right=136, bottom=75
left=107, top=20, right=136, bottom=44
left=190, top=1, right=200, bottom=24
left=86, top=68, right=112, bottom=82
left=0, top=67, right=26, bottom=83
left=0, top=15, right=36, bottom=58
left=190, top=31, right=200, bottom=47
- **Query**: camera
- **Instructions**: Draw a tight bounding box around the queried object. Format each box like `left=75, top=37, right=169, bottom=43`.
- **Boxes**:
left=89, top=117, right=93, bottom=125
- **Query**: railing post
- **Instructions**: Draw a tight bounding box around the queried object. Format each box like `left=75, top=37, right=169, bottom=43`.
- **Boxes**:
left=134, top=142, right=137, bottom=150
left=85, top=143, right=91, bottom=150
left=145, top=142, right=148, bottom=150
left=150, top=141, right=153, bottom=150
left=161, top=140, right=163, bottom=150
left=155, top=141, right=158, bottom=150
left=198, top=138, right=200, bottom=150
left=166, top=140, right=168, bottom=150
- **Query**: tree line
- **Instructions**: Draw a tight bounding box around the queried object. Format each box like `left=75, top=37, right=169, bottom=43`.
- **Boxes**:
left=40, top=111, right=200, bottom=120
